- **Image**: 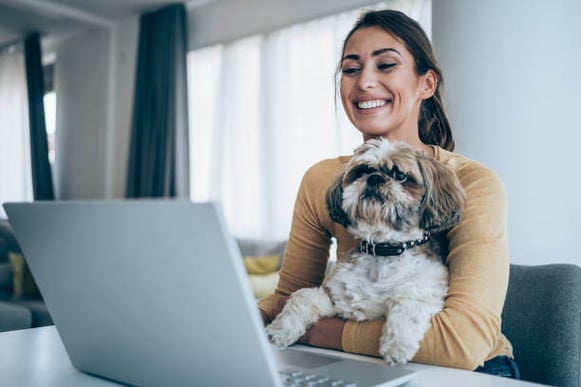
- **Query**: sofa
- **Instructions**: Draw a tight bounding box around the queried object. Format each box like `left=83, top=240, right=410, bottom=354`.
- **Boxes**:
left=0, top=218, right=53, bottom=332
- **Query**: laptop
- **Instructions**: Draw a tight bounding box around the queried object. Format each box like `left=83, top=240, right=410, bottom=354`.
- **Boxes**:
left=3, top=200, right=416, bottom=387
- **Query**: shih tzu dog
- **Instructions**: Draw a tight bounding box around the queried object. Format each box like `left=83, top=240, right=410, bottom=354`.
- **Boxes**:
left=265, top=138, right=466, bottom=365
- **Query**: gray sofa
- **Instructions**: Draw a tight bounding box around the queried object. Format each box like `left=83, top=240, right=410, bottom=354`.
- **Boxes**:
left=0, top=218, right=53, bottom=332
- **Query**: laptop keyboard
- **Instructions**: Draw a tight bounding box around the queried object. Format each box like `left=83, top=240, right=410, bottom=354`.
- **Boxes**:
left=280, top=370, right=357, bottom=386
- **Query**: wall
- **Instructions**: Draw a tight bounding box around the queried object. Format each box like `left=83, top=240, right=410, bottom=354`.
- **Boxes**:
left=54, top=17, right=138, bottom=199
left=54, top=26, right=109, bottom=199
left=432, top=0, right=581, bottom=266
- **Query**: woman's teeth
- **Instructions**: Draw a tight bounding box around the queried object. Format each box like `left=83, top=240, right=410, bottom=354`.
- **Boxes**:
left=357, top=100, right=387, bottom=109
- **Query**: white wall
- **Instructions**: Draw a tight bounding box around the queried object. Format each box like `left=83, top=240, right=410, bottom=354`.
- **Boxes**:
left=55, top=26, right=109, bottom=199
left=54, top=17, right=138, bottom=199
left=432, top=0, right=581, bottom=266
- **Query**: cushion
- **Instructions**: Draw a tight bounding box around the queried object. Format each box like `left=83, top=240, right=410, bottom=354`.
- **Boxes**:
left=8, top=252, right=41, bottom=299
left=236, top=238, right=287, bottom=298
left=248, top=272, right=279, bottom=299
left=243, top=254, right=280, bottom=274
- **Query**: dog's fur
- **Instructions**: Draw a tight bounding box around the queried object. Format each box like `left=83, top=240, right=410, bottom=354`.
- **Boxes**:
left=265, top=138, right=466, bottom=364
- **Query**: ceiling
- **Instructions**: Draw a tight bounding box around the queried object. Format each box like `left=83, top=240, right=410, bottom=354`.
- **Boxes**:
left=0, top=0, right=211, bottom=49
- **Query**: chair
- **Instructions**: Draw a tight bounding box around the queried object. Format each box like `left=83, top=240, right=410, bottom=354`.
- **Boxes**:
left=501, top=264, right=581, bottom=386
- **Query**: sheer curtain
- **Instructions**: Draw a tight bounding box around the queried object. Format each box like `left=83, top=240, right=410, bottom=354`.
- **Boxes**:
left=0, top=44, right=33, bottom=218
left=187, top=1, right=430, bottom=239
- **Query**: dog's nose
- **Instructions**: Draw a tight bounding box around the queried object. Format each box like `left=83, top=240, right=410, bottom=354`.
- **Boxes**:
left=367, top=174, right=385, bottom=187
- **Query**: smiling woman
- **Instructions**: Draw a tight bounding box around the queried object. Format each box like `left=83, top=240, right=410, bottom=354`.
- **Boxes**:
left=258, top=7, right=520, bottom=379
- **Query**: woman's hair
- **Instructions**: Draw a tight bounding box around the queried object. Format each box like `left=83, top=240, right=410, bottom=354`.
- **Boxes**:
left=338, top=10, right=455, bottom=151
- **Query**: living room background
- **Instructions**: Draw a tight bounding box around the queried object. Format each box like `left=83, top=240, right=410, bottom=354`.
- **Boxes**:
left=0, top=0, right=579, bottom=266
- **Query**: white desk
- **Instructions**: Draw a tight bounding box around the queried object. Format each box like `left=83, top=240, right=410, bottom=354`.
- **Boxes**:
left=0, top=326, right=544, bottom=387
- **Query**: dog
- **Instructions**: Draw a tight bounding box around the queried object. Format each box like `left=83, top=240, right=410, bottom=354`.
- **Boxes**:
left=265, top=138, right=466, bottom=364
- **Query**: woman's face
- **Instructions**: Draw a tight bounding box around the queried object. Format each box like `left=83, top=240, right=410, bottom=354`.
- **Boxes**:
left=340, top=26, right=435, bottom=143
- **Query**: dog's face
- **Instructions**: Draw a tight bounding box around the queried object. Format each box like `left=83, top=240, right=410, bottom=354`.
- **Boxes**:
left=326, top=138, right=466, bottom=239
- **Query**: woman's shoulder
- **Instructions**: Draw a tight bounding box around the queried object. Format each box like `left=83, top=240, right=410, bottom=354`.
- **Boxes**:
left=302, top=155, right=351, bottom=184
left=434, top=147, right=499, bottom=181
left=433, top=146, right=506, bottom=200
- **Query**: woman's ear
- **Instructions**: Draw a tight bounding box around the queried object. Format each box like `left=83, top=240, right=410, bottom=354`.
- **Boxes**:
left=325, top=173, right=351, bottom=228
left=419, top=69, right=438, bottom=100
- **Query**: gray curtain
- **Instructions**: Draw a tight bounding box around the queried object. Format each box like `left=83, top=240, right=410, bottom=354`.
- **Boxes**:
left=126, top=3, right=190, bottom=198
left=24, top=32, right=54, bottom=200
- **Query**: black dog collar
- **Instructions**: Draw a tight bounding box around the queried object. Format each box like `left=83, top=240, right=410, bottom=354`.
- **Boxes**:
left=359, top=231, right=431, bottom=256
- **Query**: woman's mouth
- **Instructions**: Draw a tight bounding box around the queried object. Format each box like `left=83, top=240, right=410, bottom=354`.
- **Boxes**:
left=356, top=99, right=390, bottom=110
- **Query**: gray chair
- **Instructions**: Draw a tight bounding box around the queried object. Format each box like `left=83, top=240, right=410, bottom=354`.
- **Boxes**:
left=501, top=264, right=581, bottom=386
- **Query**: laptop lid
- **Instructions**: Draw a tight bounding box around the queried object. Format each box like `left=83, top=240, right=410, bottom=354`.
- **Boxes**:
left=4, top=200, right=281, bottom=386
left=4, top=200, right=416, bottom=387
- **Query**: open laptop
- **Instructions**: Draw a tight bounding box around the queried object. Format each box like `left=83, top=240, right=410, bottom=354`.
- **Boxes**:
left=3, top=200, right=416, bottom=387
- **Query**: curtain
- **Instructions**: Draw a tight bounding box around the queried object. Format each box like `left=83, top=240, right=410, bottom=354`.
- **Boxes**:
left=0, top=44, right=33, bottom=217
left=24, top=33, right=54, bottom=201
left=126, top=3, right=190, bottom=198
left=187, top=1, right=431, bottom=239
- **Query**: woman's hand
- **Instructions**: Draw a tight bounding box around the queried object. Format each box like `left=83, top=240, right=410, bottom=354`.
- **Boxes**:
left=298, top=317, right=346, bottom=350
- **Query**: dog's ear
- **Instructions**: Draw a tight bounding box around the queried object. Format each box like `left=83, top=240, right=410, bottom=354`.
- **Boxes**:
left=417, top=155, right=466, bottom=233
left=325, top=172, right=351, bottom=228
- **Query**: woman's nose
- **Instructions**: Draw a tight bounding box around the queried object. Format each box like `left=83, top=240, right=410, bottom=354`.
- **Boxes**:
left=357, top=67, right=378, bottom=90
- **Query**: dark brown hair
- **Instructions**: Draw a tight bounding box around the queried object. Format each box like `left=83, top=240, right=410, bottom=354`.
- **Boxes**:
left=338, top=10, right=455, bottom=151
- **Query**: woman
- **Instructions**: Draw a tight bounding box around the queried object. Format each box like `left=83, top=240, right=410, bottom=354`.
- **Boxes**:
left=258, top=9, right=519, bottom=378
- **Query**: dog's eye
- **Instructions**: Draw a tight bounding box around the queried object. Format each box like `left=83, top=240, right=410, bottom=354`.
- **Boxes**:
left=391, top=168, right=408, bottom=182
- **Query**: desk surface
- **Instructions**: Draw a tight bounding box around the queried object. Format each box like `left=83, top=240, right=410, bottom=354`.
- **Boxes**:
left=0, top=326, right=543, bottom=387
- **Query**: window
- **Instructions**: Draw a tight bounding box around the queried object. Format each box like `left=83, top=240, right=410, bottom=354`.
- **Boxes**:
left=43, top=62, right=56, bottom=165
left=187, top=1, right=430, bottom=239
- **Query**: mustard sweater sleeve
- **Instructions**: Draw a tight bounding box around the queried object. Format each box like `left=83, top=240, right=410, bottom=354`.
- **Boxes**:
left=342, top=152, right=513, bottom=369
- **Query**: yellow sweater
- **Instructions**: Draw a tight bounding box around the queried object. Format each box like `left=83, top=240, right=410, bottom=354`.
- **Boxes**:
left=258, top=146, right=513, bottom=370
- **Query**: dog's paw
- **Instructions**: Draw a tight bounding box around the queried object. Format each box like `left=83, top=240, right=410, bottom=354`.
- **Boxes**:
left=379, top=338, right=418, bottom=365
left=265, top=319, right=306, bottom=348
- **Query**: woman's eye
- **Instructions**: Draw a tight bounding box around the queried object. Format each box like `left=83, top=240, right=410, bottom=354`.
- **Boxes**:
left=342, top=67, right=360, bottom=75
left=378, top=63, right=397, bottom=71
